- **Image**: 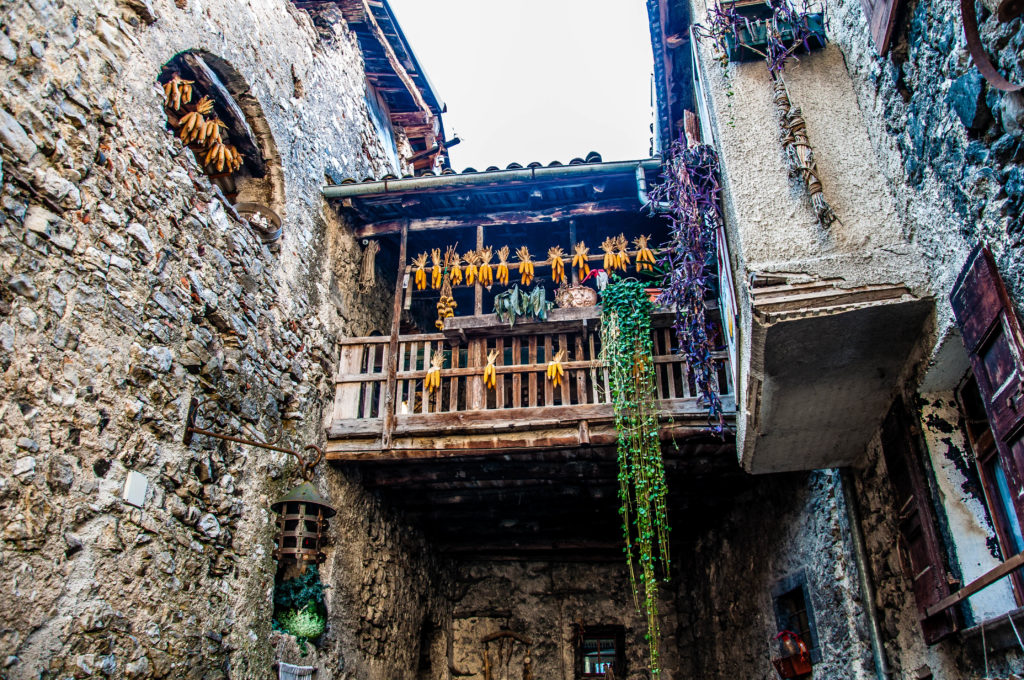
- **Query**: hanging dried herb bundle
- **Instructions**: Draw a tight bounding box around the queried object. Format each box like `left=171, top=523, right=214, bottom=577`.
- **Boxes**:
left=600, top=279, right=670, bottom=677
left=649, top=140, right=727, bottom=434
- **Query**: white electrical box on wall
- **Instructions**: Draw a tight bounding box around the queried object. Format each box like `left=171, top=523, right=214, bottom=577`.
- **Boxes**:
left=123, top=470, right=148, bottom=508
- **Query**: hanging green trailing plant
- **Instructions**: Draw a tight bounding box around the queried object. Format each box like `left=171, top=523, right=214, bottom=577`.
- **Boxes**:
left=600, top=278, right=670, bottom=678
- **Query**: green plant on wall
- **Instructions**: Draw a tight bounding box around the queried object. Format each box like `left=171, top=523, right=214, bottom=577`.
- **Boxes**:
left=600, top=278, right=670, bottom=677
left=273, top=565, right=327, bottom=653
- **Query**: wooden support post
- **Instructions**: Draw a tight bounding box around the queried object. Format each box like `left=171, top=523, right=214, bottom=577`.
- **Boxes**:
left=569, top=219, right=579, bottom=286
left=381, top=219, right=408, bottom=449
left=474, top=224, right=484, bottom=316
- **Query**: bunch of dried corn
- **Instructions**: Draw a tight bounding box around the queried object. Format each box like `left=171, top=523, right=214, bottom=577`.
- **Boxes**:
left=572, top=242, right=591, bottom=279
left=548, top=245, right=567, bottom=285
left=496, top=246, right=510, bottom=286
left=634, top=235, right=657, bottom=272
left=412, top=252, right=429, bottom=290
left=517, top=246, right=535, bottom=286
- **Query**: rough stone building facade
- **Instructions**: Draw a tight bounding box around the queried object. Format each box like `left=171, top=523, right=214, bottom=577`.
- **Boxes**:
left=2, top=0, right=1024, bottom=677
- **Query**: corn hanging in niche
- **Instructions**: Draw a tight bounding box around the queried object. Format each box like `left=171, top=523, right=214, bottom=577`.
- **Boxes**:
left=430, top=248, right=443, bottom=289
left=163, top=74, right=193, bottom=111
left=572, top=242, right=591, bottom=279
left=412, top=253, right=429, bottom=290
left=483, top=349, right=499, bottom=391
left=548, top=245, right=567, bottom=285
left=496, top=246, right=510, bottom=286
left=464, top=250, right=480, bottom=286
left=635, top=235, right=657, bottom=272
left=517, top=246, right=534, bottom=286
left=546, top=348, right=566, bottom=388
left=478, top=247, right=494, bottom=287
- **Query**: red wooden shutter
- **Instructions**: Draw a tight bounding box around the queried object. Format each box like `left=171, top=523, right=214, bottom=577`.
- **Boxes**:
left=860, top=0, right=901, bottom=54
left=951, top=245, right=1024, bottom=535
left=880, top=399, right=958, bottom=644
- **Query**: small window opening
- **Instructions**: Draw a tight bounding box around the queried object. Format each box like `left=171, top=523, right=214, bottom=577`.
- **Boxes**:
left=576, top=626, right=625, bottom=679
left=772, top=572, right=821, bottom=664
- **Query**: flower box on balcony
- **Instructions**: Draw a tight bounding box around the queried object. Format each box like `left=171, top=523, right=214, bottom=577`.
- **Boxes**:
left=723, top=12, right=827, bottom=63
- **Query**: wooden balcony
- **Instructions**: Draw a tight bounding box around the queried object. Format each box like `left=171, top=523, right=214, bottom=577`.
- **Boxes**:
left=325, top=307, right=734, bottom=461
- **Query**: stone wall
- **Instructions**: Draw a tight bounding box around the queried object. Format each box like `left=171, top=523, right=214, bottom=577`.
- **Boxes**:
left=450, top=561, right=682, bottom=680
left=0, top=0, right=448, bottom=677
left=676, top=471, right=875, bottom=679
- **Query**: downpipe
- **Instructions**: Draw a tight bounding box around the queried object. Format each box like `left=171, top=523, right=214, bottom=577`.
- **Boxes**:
left=840, top=467, right=892, bottom=680
left=636, top=163, right=672, bottom=213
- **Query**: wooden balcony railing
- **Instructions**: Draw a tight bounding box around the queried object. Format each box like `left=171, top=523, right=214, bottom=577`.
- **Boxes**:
left=325, top=308, right=734, bottom=459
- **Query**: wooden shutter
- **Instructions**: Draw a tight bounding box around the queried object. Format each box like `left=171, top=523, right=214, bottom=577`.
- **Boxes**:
left=860, top=0, right=901, bottom=54
left=880, top=399, right=958, bottom=644
left=951, top=244, right=1024, bottom=537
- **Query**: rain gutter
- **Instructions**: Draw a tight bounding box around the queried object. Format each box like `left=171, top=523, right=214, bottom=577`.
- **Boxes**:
left=322, top=158, right=664, bottom=200
left=840, top=467, right=892, bottom=680
left=636, top=163, right=672, bottom=213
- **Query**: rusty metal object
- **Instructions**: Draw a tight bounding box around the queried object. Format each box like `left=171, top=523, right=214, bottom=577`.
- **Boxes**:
left=961, top=0, right=1022, bottom=91
left=271, top=481, right=336, bottom=564
left=772, top=76, right=837, bottom=229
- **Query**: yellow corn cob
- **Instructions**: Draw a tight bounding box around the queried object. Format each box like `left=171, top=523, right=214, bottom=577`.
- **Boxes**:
left=478, top=247, right=494, bottom=287
left=572, top=242, right=591, bottom=279
left=516, top=246, right=534, bottom=286
left=412, top=252, right=429, bottom=290
left=496, top=246, right=510, bottom=286
left=548, top=245, right=567, bottom=285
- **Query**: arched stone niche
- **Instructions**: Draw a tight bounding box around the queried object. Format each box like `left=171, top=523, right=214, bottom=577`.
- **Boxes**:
left=158, top=50, right=286, bottom=242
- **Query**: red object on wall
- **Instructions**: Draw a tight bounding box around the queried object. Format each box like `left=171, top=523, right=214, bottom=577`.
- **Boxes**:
left=771, top=631, right=813, bottom=679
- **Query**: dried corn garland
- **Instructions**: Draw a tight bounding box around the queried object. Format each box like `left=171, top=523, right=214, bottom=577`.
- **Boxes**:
left=496, top=246, right=510, bottom=286
left=412, top=252, right=429, bottom=290
left=573, top=242, right=591, bottom=279
left=483, top=349, right=499, bottom=391
left=430, top=248, right=443, bottom=289
left=614, top=234, right=631, bottom=269
left=478, top=246, right=495, bottom=287
left=517, top=246, right=535, bottom=286
left=635, top=235, right=656, bottom=272
left=548, top=245, right=567, bottom=285
left=546, top=348, right=566, bottom=387
left=449, top=250, right=463, bottom=286
left=464, top=250, right=481, bottom=286
left=601, top=237, right=620, bottom=271
left=424, top=352, right=444, bottom=392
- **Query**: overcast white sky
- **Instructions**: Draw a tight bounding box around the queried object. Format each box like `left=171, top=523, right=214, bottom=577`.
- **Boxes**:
left=388, top=0, right=657, bottom=171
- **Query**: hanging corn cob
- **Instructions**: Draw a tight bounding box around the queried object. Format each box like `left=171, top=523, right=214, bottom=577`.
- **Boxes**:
left=613, top=234, right=631, bottom=269
left=601, top=237, right=617, bottom=271
left=634, top=234, right=657, bottom=272
left=548, top=245, right=567, bottom=285
left=496, top=246, right=510, bottom=286
left=517, top=246, right=535, bottom=286
left=546, top=348, right=566, bottom=388
left=163, top=74, right=194, bottom=111
left=430, top=248, right=443, bottom=289
left=572, top=242, right=591, bottom=280
left=449, top=249, right=463, bottom=286
left=464, top=250, right=480, bottom=286
left=478, top=246, right=495, bottom=287
left=425, top=352, right=443, bottom=392
left=435, top=274, right=457, bottom=329
left=412, top=253, right=429, bottom=290
left=483, top=349, right=499, bottom=391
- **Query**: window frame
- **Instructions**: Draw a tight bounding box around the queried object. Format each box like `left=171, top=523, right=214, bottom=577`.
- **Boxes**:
left=771, top=570, right=822, bottom=664
left=575, top=625, right=626, bottom=679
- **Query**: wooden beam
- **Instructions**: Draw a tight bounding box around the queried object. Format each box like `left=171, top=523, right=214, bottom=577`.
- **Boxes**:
left=355, top=0, right=432, bottom=116
left=352, top=198, right=643, bottom=237
left=380, top=220, right=408, bottom=448
left=925, top=551, right=1024, bottom=618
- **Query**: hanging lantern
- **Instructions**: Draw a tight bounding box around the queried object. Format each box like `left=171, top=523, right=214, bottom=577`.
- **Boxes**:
left=271, top=480, right=336, bottom=564
left=270, top=444, right=335, bottom=565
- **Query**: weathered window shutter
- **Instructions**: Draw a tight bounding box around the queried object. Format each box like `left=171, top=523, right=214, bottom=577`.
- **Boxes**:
left=951, top=244, right=1024, bottom=538
left=859, top=0, right=902, bottom=55
left=880, top=399, right=958, bottom=644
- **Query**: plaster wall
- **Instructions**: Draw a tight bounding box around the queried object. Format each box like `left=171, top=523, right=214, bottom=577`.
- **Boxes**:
left=0, top=0, right=449, bottom=677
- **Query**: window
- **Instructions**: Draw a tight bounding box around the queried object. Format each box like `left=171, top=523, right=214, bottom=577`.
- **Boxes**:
left=576, top=627, right=624, bottom=679
left=772, top=571, right=821, bottom=664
